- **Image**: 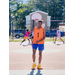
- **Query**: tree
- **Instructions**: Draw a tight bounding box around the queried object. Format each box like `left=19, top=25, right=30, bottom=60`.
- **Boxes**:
left=28, top=0, right=65, bottom=28
left=9, top=0, right=22, bottom=35
left=14, top=3, right=35, bottom=29
left=9, top=0, right=35, bottom=29
left=9, top=0, right=65, bottom=29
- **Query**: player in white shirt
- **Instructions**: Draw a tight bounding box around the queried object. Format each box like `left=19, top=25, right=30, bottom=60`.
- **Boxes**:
left=54, top=27, right=65, bottom=44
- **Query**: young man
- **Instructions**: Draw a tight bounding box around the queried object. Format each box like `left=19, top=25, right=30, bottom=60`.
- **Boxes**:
left=54, top=27, right=65, bottom=44
left=20, top=29, right=30, bottom=45
left=31, top=20, right=46, bottom=70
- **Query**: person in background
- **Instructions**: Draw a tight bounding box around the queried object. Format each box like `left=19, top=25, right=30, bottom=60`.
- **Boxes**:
left=20, top=29, right=30, bottom=45
left=28, top=30, right=30, bottom=35
left=54, top=27, right=65, bottom=44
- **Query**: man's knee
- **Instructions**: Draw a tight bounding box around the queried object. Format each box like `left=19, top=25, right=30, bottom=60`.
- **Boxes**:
left=33, top=49, right=36, bottom=55
left=39, top=51, right=42, bottom=57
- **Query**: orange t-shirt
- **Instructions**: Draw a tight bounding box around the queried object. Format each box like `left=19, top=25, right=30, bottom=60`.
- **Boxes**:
left=33, top=27, right=44, bottom=44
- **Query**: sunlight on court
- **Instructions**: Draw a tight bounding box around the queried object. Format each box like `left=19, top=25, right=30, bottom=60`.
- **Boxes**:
left=12, top=48, right=62, bottom=53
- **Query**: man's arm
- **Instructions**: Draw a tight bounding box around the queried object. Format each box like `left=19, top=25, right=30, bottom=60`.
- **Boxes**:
left=36, top=29, right=46, bottom=43
left=32, top=36, right=34, bottom=46
left=32, top=29, right=34, bottom=46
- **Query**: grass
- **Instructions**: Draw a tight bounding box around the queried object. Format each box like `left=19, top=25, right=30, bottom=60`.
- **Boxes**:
left=9, top=39, right=23, bottom=42
left=9, top=38, right=65, bottom=42
left=45, top=38, right=65, bottom=41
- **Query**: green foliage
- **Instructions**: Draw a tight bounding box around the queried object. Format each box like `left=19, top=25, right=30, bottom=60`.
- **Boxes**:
left=9, top=0, right=35, bottom=29
left=9, top=0, right=65, bottom=29
left=32, top=0, right=65, bottom=28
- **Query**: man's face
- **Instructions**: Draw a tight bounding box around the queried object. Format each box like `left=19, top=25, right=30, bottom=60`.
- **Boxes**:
left=38, top=22, right=42, bottom=27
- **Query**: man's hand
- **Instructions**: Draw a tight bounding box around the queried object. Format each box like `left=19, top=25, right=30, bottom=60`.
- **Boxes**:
left=35, top=41, right=39, bottom=44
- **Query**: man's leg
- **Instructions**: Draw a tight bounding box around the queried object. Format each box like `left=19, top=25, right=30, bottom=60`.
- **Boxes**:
left=27, top=37, right=30, bottom=44
left=20, top=37, right=26, bottom=45
left=54, top=37, right=57, bottom=43
left=20, top=39, right=25, bottom=45
left=28, top=39, right=30, bottom=44
left=60, top=38, right=65, bottom=44
left=31, top=49, right=36, bottom=69
left=32, top=44, right=37, bottom=69
left=32, top=49, right=36, bottom=63
left=37, top=51, right=43, bottom=69
left=37, top=44, right=44, bottom=69
left=39, top=51, right=42, bottom=64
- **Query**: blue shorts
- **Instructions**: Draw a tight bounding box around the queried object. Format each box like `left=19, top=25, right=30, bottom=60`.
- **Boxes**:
left=33, top=44, right=44, bottom=51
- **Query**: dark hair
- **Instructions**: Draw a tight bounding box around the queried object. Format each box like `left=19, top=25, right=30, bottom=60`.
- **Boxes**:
left=38, top=21, right=42, bottom=23
left=27, top=29, right=29, bottom=31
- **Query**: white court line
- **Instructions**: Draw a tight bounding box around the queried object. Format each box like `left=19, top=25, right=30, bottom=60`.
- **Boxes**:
left=9, top=70, right=65, bottom=75
left=9, top=61, right=64, bottom=64
left=12, top=49, right=62, bottom=53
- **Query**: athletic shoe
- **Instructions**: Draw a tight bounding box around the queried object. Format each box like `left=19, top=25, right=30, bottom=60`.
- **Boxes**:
left=31, top=63, right=36, bottom=70
left=37, top=64, right=43, bottom=70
